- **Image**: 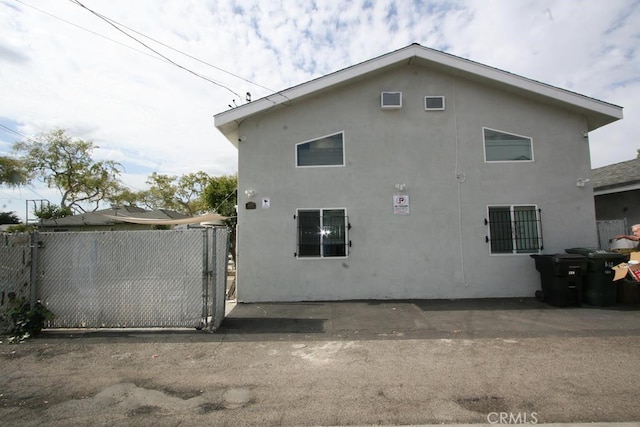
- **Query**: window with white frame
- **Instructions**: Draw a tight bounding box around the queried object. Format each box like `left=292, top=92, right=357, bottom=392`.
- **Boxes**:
left=296, top=209, right=349, bottom=258
left=483, top=128, right=533, bottom=162
left=486, top=205, right=542, bottom=254
left=424, top=96, right=445, bottom=110
left=296, top=132, right=345, bottom=167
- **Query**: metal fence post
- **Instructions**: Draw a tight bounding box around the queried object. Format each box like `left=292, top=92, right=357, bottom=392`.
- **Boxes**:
left=29, top=231, right=39, bottom=310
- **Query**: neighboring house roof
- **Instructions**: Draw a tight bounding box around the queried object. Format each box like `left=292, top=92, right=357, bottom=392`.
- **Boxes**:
left=592, top=155, right=640, bottom=195
left=39, top=207, right=189, bottom=227
left=214, top=43, right=623, bottom=145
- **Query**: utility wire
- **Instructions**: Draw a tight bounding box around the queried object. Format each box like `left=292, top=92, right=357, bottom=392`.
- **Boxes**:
left=14, top=0, right=288, bottom=106
left=0, top=123, right=32, bottom=142
left=13, top=0, right=173, bottom=65
left=68, top=0, right=244, bottom=100
left=79, top=8, right=277, bottom=94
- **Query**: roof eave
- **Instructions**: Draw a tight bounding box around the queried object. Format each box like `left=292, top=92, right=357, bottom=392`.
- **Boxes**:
left=214, top=44, right=623, bottom=143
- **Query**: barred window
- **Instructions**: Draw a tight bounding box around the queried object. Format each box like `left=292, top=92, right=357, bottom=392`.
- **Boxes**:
left=486, top=205, right=542, bottom=254
left=296, top=209, right=349, bottom=258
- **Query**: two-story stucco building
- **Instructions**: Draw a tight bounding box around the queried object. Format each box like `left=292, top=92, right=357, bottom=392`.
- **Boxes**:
left=214, top=44, right=622, bottom=302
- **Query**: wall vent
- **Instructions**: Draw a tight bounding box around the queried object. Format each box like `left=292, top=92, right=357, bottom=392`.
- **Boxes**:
left=381, top=92, right=402, bottom=109
left=425, top=96, right=445, bottom=111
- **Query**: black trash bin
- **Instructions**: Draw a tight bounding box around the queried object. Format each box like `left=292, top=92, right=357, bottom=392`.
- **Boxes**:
left=530, top=254, right=588, bottom=307
left=565, top=248, right=628, bottom=307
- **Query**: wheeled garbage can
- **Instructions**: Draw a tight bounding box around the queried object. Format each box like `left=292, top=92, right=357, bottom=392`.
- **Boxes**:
left=530, top=254, right=588, bottom=307
left=565, top=248, right=628, bottom=307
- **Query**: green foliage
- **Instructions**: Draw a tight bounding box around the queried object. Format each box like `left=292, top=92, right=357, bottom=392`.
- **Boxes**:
left=7, top=296, right=54, bottom=342
left=33, top=204, right=72, bottom=220
left=137, top=171, right=212, bottom=216
left=0, top=211, right=20, bottom=225
left=13, top=129, right=123, bottom=213
left=202, top=174, right=237, bottom=219
left=202, top=174, right=237, bottom=261
left=4, top=223, right=34, bottom=233
left=0, top=156, right=27, bottom=187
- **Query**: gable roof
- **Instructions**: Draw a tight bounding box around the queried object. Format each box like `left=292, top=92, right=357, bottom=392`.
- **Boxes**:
left=592, top=154, right=640, bottom=195
left=214, top=43, right=623, bottom=146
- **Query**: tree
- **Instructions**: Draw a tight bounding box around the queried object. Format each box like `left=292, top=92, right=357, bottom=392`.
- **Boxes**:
left=202, top=174, right=237, bottom=218
left=13, top=129, right=123, bottom=213
left=33, top=204, right=72, bottom=220
left=0, top=156, right=27, bottom=187
left=137, top=171, right=211, bottom=216
left=202, top=174, right=237, bottom=262
left=0, top=211, right=20, bottom=224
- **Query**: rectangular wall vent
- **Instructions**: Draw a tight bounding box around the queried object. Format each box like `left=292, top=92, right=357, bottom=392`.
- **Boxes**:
left=381, top=92, right=402, bottom=109
left=425, top=96, right=445, bottom=110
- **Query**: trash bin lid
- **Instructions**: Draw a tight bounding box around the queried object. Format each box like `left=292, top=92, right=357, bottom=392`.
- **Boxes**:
left=565, top=247, right=628, bottom=259
left=531, top=253, right=587, bottom=262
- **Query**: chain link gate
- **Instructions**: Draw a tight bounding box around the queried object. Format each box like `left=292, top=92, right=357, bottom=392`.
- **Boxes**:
left=33, top=228, right=228, bottom=330
left=0, top=233, right=33, bottom=331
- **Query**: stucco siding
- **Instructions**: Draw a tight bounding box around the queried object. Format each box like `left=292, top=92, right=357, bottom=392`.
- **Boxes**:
left=235, top=64, right=598, bottom=302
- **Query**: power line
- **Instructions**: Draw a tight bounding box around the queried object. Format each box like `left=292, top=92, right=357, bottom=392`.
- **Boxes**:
left=82, top=8, right=277, bottom=94
left=13, top=0, right=172, bottom=65
left=0, top=123, right=30, bottom=141
left=68, top=0, right=245, bottom=100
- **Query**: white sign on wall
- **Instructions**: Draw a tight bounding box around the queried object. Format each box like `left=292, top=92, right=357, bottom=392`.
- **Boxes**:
left=262, top=198, right=271, bottom=209
left=393, top=194, right=409, bottom=215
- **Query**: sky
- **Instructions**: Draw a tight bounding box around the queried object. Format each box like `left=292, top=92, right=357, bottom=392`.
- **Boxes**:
left=1, top=0, right=639, bottom=220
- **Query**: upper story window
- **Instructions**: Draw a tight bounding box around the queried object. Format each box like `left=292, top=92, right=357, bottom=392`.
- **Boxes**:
left=483, top=128, right=533, bottom=162
left=296, top=132, right=345, bottom=167
left=424, top=96, right=445, bottom=111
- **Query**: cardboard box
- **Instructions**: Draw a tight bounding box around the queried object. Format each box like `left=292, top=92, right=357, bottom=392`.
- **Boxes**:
left=613, top=252, right=640, bottom=281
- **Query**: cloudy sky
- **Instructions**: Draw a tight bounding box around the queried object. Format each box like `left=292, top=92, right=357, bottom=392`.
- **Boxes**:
left=1, top=0, right=639, bottom=219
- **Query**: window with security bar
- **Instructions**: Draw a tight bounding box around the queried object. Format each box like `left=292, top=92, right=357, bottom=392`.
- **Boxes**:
left=486, top=205, right=542, bottom=254
left=296, top=209, right=349, bottom=258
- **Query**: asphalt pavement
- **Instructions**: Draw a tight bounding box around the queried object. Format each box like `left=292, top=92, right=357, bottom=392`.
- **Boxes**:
left=2, top=297, right=640, bottom=426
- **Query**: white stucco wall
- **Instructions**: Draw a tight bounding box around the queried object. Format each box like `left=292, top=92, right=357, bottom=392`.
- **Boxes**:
left=234, top=64, right=598, bottom=302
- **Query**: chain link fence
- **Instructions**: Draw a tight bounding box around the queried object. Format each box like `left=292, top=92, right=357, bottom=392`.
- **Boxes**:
left=1, top=228, right=228, bottom=331
left=0, top=233, right=33, bottom=331
left=597, top=219, right=628, bottom=250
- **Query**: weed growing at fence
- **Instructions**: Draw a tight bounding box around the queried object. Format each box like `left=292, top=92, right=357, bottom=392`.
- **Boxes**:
left=6, top=296, right=54, bottom=343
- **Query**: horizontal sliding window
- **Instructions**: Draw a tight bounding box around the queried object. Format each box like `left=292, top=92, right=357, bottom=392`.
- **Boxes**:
left=296, top=209, right=349, bottom=258
left=484, top=128, right=533, bottom=162
left=296, top=132, right=345, bottom=167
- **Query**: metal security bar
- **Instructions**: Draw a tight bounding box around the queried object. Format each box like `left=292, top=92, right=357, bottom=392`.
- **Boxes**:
left=485, top=206, right=543, bottom=254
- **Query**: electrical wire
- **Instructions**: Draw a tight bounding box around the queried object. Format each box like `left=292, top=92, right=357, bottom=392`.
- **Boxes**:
left=13, top=0, right=173, bottom=65
left=0, top=123, right=33, bottom=142
left=68, top=0, right=244, bottom=100
left=78, top=7, right=277, bottom=94
left=14, top=0, right=290, bottom=107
